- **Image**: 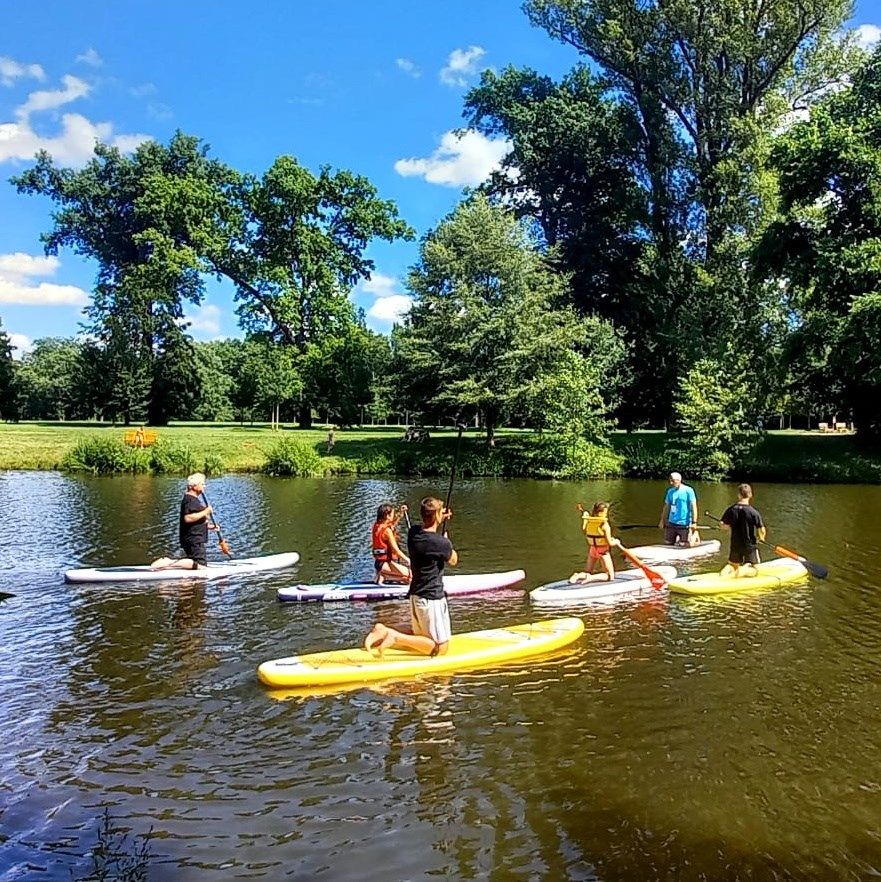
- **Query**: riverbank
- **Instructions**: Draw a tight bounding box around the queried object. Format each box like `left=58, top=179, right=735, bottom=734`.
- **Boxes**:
left=1, top=421, right=878, bottom=483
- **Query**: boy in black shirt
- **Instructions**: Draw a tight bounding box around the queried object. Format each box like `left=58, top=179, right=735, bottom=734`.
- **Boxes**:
left=720, top=483, right=766, bottom=578
left=364, top=496, right=458, bottom=657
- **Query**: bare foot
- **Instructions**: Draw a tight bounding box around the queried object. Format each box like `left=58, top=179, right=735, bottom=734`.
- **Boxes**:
left=569, top=571, right=588, bottom=584
left=365, top=623, right=398, bottom=655
left=150, top=557, right=173, bottom=570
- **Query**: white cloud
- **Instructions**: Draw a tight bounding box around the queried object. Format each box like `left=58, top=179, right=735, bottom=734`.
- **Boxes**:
left=8, top=333, right=33, bottom=359
left=439, top=46, right=485, bottom=87
left=396, top=57, right=421, bottom=78
left=0, top=112, right=152, bottom=165
left=75, top=48, right=103, bottom=68
left=359, top=272, right=413, bottom=326
left=15, top=74, right=90, bottom=119
left=855, top=24, right=881, bottom=50
left=0, top=251, right=89, bottom=306
left=394, top=129, right=511, bottom=187
left=185, top=304, right=222, bottom=338
left=0, top=57, right=45, bottom=88
left=0, top=252, right=61, bottom=280
left=130, top=82, right=157, bottom=97
left=368, top=294, right=413, bottom=324
left=362, top=272, right=400, bottom=298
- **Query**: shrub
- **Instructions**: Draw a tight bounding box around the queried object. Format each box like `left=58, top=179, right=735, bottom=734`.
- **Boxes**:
left=262, top=437, right=326, bottom=476
left=148, top=439, right=198, bottom=475
left=202, top=451, right=226, bottom=476
left=64, top=437, right=150, bottom=475
left=356, top=451, right=394, bottom=474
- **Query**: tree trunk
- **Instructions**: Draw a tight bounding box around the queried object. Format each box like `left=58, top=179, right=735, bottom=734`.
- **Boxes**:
left=298, top=401, right=313, bottom=429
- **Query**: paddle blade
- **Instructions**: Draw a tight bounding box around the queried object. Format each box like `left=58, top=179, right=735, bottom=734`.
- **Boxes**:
left=619, top=545, right=667, bottom=589
left=218, top=537, right=232, bottom=557
left=773, top=545, right=828, bottom=579
left=618, top=524, right=658, bottom=531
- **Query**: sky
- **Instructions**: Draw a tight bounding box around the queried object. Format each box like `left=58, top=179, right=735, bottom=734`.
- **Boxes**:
left=1, top=1, right=880, bottom=358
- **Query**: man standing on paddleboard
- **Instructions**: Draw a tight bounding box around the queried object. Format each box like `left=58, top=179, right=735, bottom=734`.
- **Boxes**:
left=365, top=496, right=458, bottom=657
left=659, top=471, right=699, bottom=546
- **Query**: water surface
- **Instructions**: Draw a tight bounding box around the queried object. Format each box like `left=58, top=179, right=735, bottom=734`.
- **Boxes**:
left=1, top=471, right=879, bottom=880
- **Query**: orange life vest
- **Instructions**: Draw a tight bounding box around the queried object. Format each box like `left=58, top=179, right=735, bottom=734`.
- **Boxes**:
left=372, top=521, right=395, bottom=562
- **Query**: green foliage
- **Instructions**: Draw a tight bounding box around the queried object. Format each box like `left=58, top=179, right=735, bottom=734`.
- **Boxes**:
left=64, top=437, right=151, bottom=475
left=147, top=439, right=198, bottom=474
left=0, top=318, right=17, bottom=421
left=672, top=358, right=759, bottom=479
left=261, top=436, right=326, bottom=476
left=395, top=196, right=622, bottom=443
left=76, top=808, right=152, bottom=882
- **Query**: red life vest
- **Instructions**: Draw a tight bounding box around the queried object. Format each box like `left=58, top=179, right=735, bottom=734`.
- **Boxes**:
left=372, top=522, right=394, bottom=562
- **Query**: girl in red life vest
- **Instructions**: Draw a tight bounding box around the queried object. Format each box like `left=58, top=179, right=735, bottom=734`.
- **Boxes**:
left=569, top=501, right=621, bottom=584
left=372, top=503, right=411, bottom=584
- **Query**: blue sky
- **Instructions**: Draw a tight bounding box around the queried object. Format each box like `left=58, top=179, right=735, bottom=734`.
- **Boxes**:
left=1, top=1, right=879, bottom=356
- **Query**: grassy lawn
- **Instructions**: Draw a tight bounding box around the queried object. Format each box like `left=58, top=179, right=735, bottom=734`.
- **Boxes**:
left=1, top=421, right=878, bottom=482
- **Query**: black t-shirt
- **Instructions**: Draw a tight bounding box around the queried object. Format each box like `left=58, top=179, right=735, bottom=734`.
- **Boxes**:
left=406, top=524, right=453, bottom=600
left=179, top=493, right=208, bottom=546
left=721, top=503, right=763, bottom=551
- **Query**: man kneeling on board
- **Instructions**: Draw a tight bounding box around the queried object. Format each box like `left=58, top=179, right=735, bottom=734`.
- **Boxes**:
left=151, top=472, right=217, bottom=570
left=365, top=496, right=458, bottom=657
left=719, top=483, right=766, bottom=578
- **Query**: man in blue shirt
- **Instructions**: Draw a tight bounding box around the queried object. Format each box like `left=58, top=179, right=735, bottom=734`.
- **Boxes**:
left=658, top=471, right=699, bottom=546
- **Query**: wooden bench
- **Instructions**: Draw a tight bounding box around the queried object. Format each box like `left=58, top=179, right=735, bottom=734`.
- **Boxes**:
left=818, top=422, right=830, bottom=433
left=835, top=422, right=849, bottom=433
left=123, top=429, right=158, bottom=447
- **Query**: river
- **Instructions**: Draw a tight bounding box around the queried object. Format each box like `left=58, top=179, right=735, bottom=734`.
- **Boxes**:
left=1, top=471, right=879, bottom=881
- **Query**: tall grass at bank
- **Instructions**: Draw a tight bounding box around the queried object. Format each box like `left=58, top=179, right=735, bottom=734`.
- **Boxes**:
left=64, top=436, right=225, bottom=476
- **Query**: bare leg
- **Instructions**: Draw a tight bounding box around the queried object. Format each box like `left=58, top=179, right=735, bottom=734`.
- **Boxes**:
left=151, top=557, right=198, bottom=571
left=364, top=623, right=438, bottom=656
left=383, top=561, right=411, bottom=582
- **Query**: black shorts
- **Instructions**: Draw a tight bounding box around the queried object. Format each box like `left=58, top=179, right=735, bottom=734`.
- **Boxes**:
left=729, top=546, right=760, bottom=565
left=182, top=538, right=207, bottom=567
left=665, top=524, right=691, bottom=545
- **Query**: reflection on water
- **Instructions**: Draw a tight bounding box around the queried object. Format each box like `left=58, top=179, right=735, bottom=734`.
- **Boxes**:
left=1, top=471, right=881, bottom=880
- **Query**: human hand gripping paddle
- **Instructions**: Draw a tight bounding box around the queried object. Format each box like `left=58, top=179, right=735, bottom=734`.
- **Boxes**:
left=201, top=491, right=232, bottom=558
left=704, top=511, right=828, bottom=579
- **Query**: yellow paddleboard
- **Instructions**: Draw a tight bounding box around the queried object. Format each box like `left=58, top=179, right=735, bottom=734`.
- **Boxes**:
left=668, top=557, right=809, bottom=595
left=257, top=617, right=585, bottom=688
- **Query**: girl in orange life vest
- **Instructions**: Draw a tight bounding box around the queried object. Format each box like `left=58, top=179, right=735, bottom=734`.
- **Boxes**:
left=569, top=501, right=621, bottom=584
left=372, top=503, right=411, bottom=584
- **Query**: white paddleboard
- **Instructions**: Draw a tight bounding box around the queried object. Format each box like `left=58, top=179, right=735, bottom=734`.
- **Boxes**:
left=277, top=569, right=526, bottom=602
left=64, top=552, right=300, bottom=583
left=530, top=565, right=677, bottom=602
left=626, top=540, right=721, bottom=563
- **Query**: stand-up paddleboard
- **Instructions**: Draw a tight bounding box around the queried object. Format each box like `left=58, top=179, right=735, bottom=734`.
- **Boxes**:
left=277, top=569, right=526, bottom=602
left=257, top=616, right=584, bottom=688
left=64, top=552, right=300, bottom=584
left=530, top=566, right=677, bottom=603
left=668, top=557, right=808, bottom=595
left=625, top=540, right=721, bottom=563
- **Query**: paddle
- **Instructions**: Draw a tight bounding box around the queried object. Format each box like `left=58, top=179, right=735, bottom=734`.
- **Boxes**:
left=617, top=544, right=668, bottom=589
left=704, top=511, right=828, bottom=579
left=201, top=491, right=232, bottom=557
left=618, top=523, right=718, bottom=531
left=441, top=423, right=466, bottom=537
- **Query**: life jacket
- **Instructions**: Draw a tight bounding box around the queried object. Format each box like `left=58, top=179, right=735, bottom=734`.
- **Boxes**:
left=372, top=521, right=394, bottom=562
left=582, top=513, right=610, bottom=550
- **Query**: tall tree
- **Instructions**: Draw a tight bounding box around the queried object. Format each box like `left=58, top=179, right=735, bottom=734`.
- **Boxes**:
left=395, top=196, right=624, bottom=445
left=757, top=47, right=881, bottom=437
left=12, top=133, right=235, bottom=424
left=0, top=318, right=17, bottom=421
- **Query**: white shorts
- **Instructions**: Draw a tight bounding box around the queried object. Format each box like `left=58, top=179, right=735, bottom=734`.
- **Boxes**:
left=409, top=596, right=451, bottom=646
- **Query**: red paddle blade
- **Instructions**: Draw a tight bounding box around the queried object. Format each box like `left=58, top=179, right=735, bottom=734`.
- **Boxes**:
left=619, top=546, right=667, bottom=589
left=219, top=538, right=232, bottom=556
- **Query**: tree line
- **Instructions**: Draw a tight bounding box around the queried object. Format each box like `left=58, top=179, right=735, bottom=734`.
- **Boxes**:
left=2, top=0, right=881, bottom=461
